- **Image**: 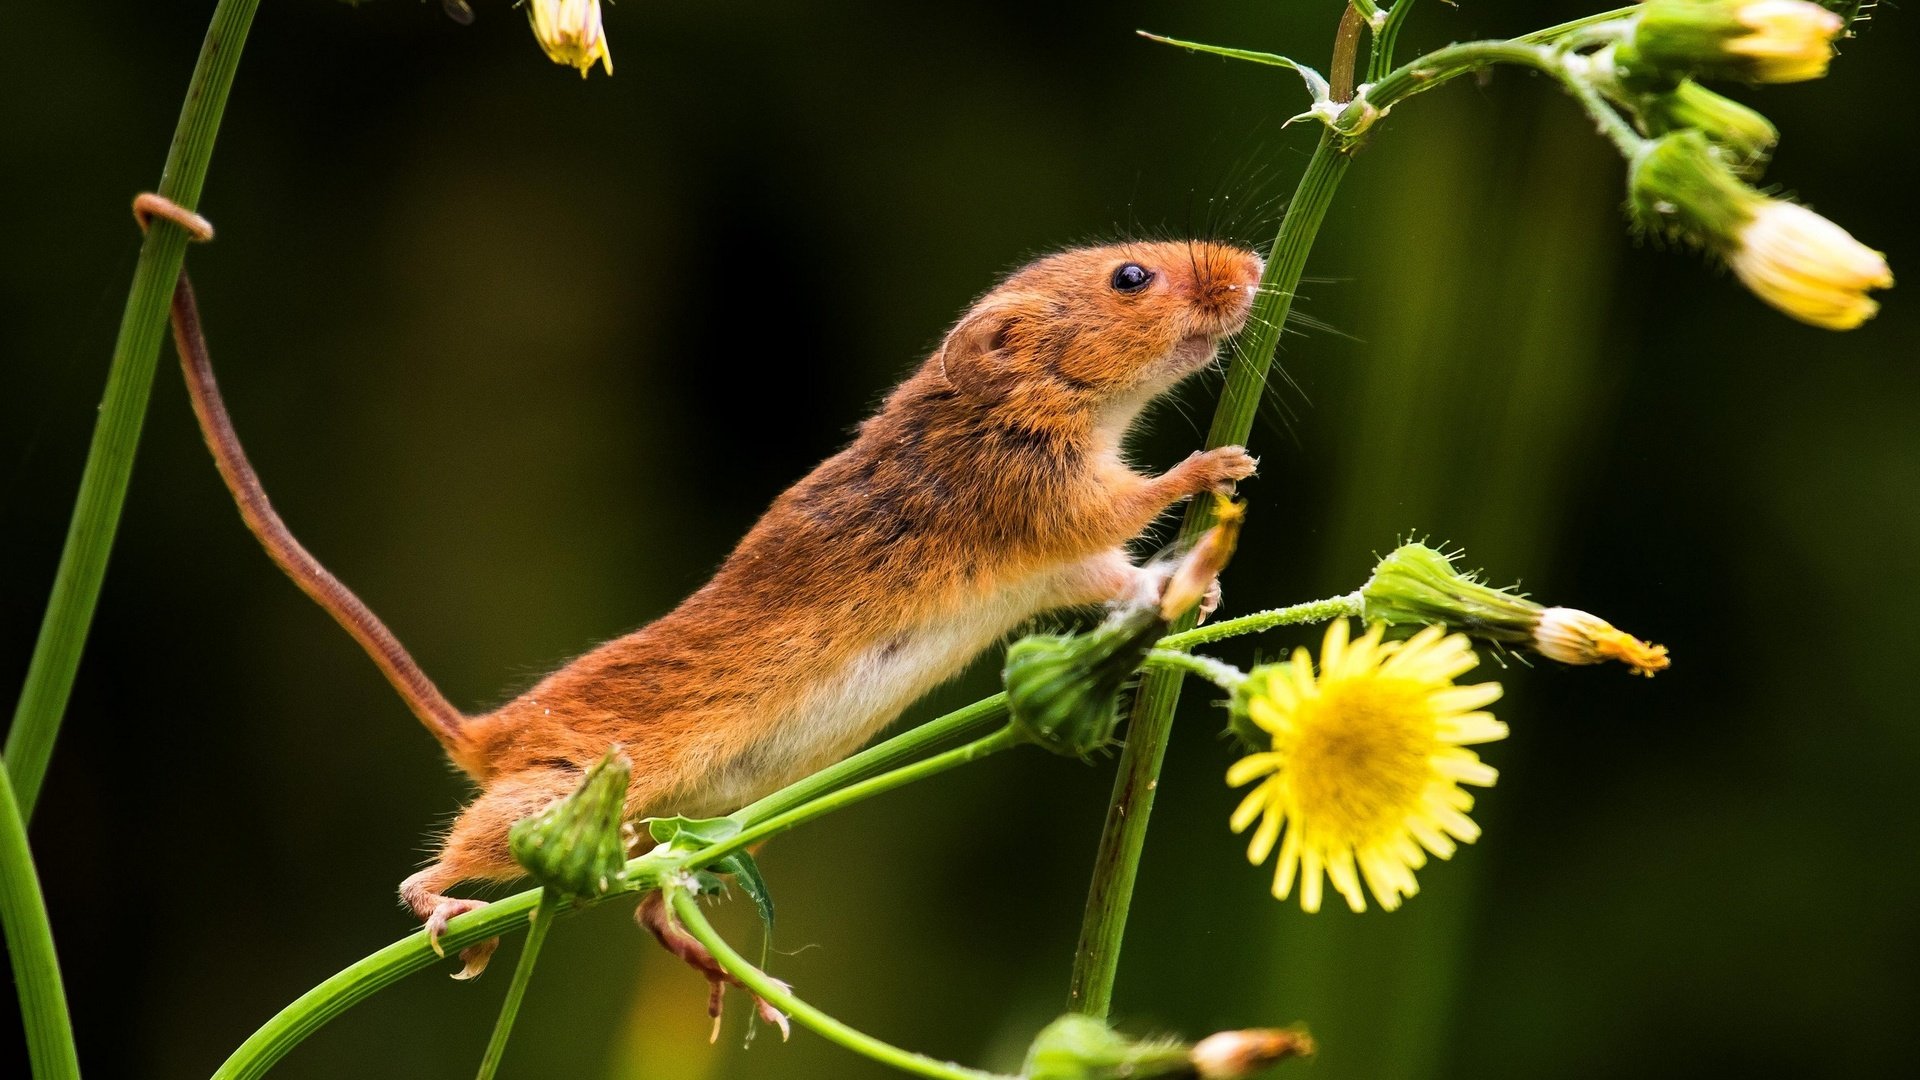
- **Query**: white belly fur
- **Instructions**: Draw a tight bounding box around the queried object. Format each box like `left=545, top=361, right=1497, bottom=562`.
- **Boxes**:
left=713, top=574, right=1069, bottom=807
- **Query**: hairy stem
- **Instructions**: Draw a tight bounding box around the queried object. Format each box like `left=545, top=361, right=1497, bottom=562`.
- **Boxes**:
left=6, top=0, right=264, bottom=818
left=1156, top=594, right=1363, bottom=652
left=1362, top=40, right=1645, bottom=155
left=0, top=762, right=79, bottom=1080
left=669, top=888, right=1013, bottom=1080
left=1067, top=127, right=1354, bottom=1019
left=1141, top=650, right=1248, bottom=691
left=473, top=892, right=557, bottom=1080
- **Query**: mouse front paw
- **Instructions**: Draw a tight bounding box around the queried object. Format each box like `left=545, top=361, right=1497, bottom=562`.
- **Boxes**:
left=1175, top=445, right=1258, bottom=496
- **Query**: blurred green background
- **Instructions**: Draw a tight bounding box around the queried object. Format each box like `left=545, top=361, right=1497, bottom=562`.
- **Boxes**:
left=4, top=2, right=1916, bottom=1077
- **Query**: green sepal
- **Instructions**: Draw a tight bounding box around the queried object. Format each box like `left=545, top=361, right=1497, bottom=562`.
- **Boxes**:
left=508, top=748, right=633, bottom=902
left=1005, top=606, right=1165, bottom=759
left=1359, top=542, right=1543, bottom=643
left=1023, top=1014, right=1192, bottom=1080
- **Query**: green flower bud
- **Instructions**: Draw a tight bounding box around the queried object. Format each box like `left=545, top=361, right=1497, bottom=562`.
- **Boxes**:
left=1639, top=79, right=1778, bottom=174
left=1023, top=1015, right=1191, bottom=1080
left=509, top=748, right=632, bottom=900
left=1627, top=129, right=1758, bottom=247
left=1618, top=0, right=1843, bottom=85
left=1005, top=606, right=1164, bottom=758
left=1359, top=542, right=1543, bottom=643
left=1629, top=130, right=1893, bottom=329
left=1356, top=542, right=1672, bottom=677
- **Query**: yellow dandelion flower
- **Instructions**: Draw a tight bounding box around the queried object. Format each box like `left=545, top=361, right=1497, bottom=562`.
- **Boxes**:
left=1227, top=621, right=1506, bottom=914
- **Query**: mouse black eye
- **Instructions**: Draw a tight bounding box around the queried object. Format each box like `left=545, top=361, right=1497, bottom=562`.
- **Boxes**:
left=1110, top=263, right=1154, bottom=293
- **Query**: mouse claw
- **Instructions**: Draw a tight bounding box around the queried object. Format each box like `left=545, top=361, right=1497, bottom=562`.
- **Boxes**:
left=636, top=891, right=790, bottom=1040
left=754, top=987, right=792, bottom=1040
left=1197, top=577, right=1223, bottom=624
left=451, top=938, right=502, bottom=981
left=423, top=896, right=490, bottom=964
left=131, top=192, right=214, bottom=242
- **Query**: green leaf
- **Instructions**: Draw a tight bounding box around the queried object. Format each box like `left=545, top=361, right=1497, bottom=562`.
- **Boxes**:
left=644, top=814, right=743, bottom=848
left=713, top=851, right=775, bottom=938
left=1136, top=31, right=1331, bottom=103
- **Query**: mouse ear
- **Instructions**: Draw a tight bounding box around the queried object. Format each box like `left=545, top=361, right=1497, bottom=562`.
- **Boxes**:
left=937, top=303, right=1019, bottom=401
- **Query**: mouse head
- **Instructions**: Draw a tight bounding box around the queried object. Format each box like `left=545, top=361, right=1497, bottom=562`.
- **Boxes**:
left=935, top=241, right=1263, bottom=415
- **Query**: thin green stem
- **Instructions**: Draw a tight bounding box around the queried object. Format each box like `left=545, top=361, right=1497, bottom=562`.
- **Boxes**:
left=706, top=726, right=1025, bottom=866
left=1156, top=593, right=1363, bottom=652
left=1366, top=1, right=1417, bottom=84
left=6, top=0, right=264, bottom=818
left=473, top=892, right=557, bottom=1080
left=1517, top=6, right=1638, bottom=46
left=215, top=705, right=1023, bottom=1077
left=0, top=761, right=79, bottom=1080
left=1141, top=650, right=1246, bottom=691
left=734, top=694, right=1010, bottom=827
left=668, top=888, right=1012, bottom=1080
left=1360, top=40, right=1645, bottom=156
left=1067, top=127, right=1354, bottom=1020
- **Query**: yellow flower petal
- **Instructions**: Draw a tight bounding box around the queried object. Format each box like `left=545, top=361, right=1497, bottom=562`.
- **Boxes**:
left=1225, top=621, right=1505, bottom=914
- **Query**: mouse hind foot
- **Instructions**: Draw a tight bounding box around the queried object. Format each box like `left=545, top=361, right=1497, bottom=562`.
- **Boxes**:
left=636, top=891, right=790, bottom=1042
left=401, top=867, right=501, bottom=980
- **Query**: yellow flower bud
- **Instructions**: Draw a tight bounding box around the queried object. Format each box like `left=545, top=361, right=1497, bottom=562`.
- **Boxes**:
left=1622, top=0, right=1843, bottom=85
left=527, top=0, right=613, bottom=78
left=1189, top=1028, right=1316, bottom=1078
left=1532, top=608, right=1671, bottom=677
left=1730, top=200, right=1895, bottom=330
left=1724, top=1, right=1845, bottom=82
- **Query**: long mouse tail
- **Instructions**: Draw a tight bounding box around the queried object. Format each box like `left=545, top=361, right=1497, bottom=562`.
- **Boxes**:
left=168, top=272, right=473, bottom=759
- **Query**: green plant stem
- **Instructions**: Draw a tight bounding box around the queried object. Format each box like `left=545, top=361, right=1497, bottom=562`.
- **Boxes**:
left=1367, top=0, right=1419, bottom=84
left=668, top=888, right=1013, bottom=1080
left=473, top=892, right=556, bottom=1080
left=1141, top=650, right=1247, bottom=691
left=704, top=726, right=1025, bottom=867
left=0, top=761, right=79, bottom=1080
left=1362, top=40, right=1644, bottom=155
left=6, top=0, right=264, bottom=818
left=1067, top=127, right=1354, bottom=1020
left=733, top=693, right=1009, bottom=826
left=1156, top=593, right=1363, bottom=652
left=214, top=705, right=1021, bottom=1077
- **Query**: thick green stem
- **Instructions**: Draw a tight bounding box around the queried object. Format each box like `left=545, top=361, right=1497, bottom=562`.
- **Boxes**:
left=668, top=888, right=1012, bottom=1080
left=1066, top=128, right=1354, bottom=1020
left=473, top=892, right=557, bottom=1080
left=6, top=0, right=263, bottom=818
left=0, top=761, right=79, bottom=1080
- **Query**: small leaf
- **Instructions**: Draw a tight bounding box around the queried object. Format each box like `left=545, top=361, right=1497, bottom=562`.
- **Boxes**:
left=713, top=851, right=776, bottom=940
left=645, top=815, right=743, bottom=849
left=1137, top=31, right=1331, bottom=103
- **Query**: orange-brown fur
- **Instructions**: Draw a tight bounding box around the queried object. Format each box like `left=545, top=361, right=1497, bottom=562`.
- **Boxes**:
left=169, top=239, right=1261, bottom=972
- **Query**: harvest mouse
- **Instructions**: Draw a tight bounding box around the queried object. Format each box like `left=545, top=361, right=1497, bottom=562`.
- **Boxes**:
left=144, top=194, right=1261, bottom=978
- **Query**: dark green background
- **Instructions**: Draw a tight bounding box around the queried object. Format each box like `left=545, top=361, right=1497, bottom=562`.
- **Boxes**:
left=4, top=2, right=1915, bottom=1077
